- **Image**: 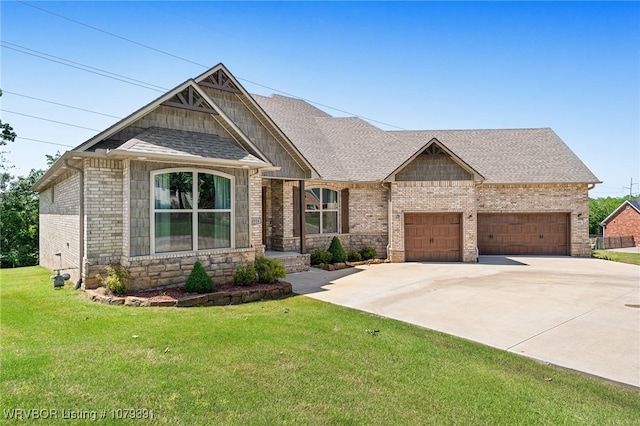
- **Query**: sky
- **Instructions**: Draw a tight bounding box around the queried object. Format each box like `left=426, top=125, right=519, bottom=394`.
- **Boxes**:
left=1, top=1, right=638, bottom=198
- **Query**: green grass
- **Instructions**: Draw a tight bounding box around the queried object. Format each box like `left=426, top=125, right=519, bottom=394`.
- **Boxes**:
left=1, top=267, right=639, bottom=425
left=592, top=250, right=640, bottom=265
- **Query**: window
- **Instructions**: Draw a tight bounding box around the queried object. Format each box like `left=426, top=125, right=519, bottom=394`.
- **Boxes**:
left=152, top=170, right=233, bottom=253
left=305, top=188, right=338, bottom=234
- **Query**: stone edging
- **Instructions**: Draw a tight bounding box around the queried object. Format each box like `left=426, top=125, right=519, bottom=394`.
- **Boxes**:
left=85, top=282, right=293, bottom=308
left=313, top=258, right=390, bottom=271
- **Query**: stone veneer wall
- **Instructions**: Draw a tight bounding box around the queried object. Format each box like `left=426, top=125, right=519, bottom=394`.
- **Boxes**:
left=39, top=170, right=82, bottom=283
left=477, top=183, right=592, bottom=256
left=389, top=181, right=477, bottom=262
left=121, top=248, right=256, bottom=291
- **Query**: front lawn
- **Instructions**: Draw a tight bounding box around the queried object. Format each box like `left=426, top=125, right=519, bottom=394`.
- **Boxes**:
left=592, top=249, right=640, bottom=265
left=1, top=267, right=638, bottom=424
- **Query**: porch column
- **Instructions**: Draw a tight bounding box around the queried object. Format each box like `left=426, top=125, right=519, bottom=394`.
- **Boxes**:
left=299, top=179, right=306, bottom=254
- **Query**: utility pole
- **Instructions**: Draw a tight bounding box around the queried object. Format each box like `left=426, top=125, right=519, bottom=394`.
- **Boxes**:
left=623, top=177, right=638, bottom=200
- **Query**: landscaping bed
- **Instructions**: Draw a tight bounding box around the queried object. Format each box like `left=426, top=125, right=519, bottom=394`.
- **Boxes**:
left=85, top=281, right=293, bottom=307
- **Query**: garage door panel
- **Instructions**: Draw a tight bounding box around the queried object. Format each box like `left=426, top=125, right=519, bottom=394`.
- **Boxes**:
left=478, top=213, right=568, bottom=256
left=405, top=213, right=461, bottom=262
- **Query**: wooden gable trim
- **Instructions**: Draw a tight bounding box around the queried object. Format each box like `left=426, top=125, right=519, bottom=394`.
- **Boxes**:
left=384, top=138, right=484, bottom=183
left=195, top=63, right=320, bottom=179
left=161, top=85, right=218, bottom=114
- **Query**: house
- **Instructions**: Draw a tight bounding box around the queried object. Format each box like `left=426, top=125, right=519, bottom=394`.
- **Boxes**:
left=33, top=63, right=600, bottom=291
left=600, top=199, right=640, bottom=246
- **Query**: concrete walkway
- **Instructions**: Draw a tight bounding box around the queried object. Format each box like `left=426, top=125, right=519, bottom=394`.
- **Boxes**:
left=286, top=257, right=640, bottom=388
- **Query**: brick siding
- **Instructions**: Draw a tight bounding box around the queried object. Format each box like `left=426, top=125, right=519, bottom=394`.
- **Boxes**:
left=603, top=205, right=640, bottom=246
left=477, top=183, right=591, bottom=256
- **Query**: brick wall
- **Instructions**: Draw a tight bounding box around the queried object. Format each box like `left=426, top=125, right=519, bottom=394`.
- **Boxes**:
left=389, top=181, right=477, bottom=262
left=83, top=158, right=124, bottom=287
left=39, top=171, right=82, bottom=283
left=477, top=183, right=591, bottom=256
left=603, top=205, right=640, bottom=246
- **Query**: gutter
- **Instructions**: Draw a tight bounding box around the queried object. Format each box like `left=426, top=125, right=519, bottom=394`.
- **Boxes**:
left=64, top=159, right=85, bottom=288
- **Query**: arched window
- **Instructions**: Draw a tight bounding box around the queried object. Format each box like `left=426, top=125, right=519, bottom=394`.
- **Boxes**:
left=151, top=169, right=233, bottom=253
left=305, top=188, right=339, bottom=234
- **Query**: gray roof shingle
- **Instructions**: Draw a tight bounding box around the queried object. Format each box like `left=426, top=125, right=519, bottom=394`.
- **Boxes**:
left=114, top=127, right=266, bottom=165
left=389, top=129, right=600, bottom=184
left=254, top=94, right=600, bottom=184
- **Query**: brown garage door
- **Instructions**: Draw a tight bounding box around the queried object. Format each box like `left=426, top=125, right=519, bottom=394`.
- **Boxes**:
left=478, top=213, right=569, bottom=255
left=405, top=213, right=461, bottom=262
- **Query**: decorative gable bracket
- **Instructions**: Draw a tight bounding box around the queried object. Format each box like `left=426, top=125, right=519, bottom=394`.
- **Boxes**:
left=198, top=69, right=241, bottom=93
left=161, top=86, right=218, bottom=114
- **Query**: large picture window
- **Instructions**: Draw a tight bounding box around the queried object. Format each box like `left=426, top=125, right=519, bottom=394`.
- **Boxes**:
left=305, top=188, right=338, bottom=234
left=152, top=170, right=232, bottom=253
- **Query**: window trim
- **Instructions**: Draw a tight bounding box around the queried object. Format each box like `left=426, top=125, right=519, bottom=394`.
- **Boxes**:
left=150, top=168, right=235, bottom=254
left=304, top=187, right=340, bottom=235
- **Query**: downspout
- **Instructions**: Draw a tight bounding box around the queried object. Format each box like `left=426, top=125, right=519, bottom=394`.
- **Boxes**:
left=65, top=160, right=84, bottom=288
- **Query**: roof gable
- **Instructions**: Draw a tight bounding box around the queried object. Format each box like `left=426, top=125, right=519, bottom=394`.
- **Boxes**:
left=389, top=129, right=600, bottom=184
left=386, top=138, right=483, bottom=182
left=601, top=199, right=640, bottom=226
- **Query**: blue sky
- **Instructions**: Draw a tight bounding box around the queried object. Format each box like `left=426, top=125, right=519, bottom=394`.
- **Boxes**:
left=1, top=1, right=638, bottom=198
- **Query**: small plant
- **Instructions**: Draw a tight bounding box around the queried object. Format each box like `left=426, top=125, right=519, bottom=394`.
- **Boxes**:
left=360, top=246, right=377, bottom=260
left=96, top=264, right=129, bottom=296
left=234, top=263, right=256, bottom=286
left=255, top=256, right=286, bottom=284
left=310, top=249, right=332, bottom=265
left=328, top=237, right=348, bottom=263
left=347, top=249, right=362, bottom=262
left=185, top=261, right=214, bottom=293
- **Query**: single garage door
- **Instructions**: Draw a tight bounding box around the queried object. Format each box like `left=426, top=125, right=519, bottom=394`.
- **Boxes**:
left=478, top=213, right=569, bottom=255
left=405, top=213, right=461, bottom=261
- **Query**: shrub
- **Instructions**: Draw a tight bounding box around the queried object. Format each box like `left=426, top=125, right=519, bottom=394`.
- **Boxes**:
left=96, top=264, right=129, bottom=296
left=360, top=246, right=377, bottom=260
left=255, top=256, right=286, bottom=284
left=347, top=250, right=362, bottom=262
left=185, top=261, right=214, bottom=293
left=310, top=249, right=332, bottom=265
left=328, top=237, right=348, bottom=263
left=234, top=263, right=256, bottom=286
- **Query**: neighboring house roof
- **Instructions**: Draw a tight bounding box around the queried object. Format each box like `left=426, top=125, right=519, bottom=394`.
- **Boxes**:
left=601, top=199, right=640, bottom=226
left=109, top=127, right=267, bottom=166
left=255, top=94, right=600, bottom=184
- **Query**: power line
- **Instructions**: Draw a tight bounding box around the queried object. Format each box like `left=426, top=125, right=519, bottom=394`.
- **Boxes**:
left=2, top=90, right=123, bottom=119
left=15, top=0, right=406, bottom=130
left=16, top=136, right=75, bottom=148
left=0, top=109, right=102, bottom=131
left=1, top=42, right=167, bottom=93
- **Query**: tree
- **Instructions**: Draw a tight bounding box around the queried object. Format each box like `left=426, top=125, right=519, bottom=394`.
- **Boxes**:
left=0, top=90, right=17, bottom=146
left=0, top=89, right=17, bottom=171
left=0, top=168, right=44, bottom=267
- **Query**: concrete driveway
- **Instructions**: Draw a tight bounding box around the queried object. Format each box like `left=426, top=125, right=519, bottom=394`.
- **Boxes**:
left=287, top=257, right=640, bottom=388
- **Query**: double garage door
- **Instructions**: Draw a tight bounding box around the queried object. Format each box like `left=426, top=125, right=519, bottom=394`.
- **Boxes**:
left=404, top=212, right=569, bottom=261
left=478, top=213, right=569, bottom=256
